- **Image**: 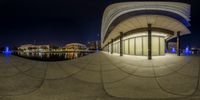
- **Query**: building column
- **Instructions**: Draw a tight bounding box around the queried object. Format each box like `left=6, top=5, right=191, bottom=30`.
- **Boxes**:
left=177, top=31, right=181, bottom=56
left=111, top=39, right=113, bottom=54
left=120, top=32, right=123, bottom=56
left=148, top=24, right=152, bottom=60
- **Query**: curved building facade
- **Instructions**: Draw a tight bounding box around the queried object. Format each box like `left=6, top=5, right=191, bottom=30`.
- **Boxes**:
left=101, top=2, right=191, bottom=58
left=64, top=43, right=87, bottom=50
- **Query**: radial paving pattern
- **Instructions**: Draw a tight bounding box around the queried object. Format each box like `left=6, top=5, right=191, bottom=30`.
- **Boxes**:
left=0, top=52, right=200, bottom=100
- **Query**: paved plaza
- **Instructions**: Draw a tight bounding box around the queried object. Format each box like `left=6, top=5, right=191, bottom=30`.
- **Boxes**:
left=0, top=52, right=200, bottom=100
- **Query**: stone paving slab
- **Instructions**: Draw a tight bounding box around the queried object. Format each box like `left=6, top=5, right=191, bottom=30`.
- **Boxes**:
left=102, top=68, right=130, bottom=83
left=0, top=53, right=200, bottom=100
left=72, top=69, right=102, bottom=83
left=104, top=76, right=178, bottom=99
left=0, top=73, right=43, bottom=96
left=156, top=72, right=198, bottom=95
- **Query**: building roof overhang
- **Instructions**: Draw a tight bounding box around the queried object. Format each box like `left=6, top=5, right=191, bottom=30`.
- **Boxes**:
left=101, top=2, right=191, bottom=47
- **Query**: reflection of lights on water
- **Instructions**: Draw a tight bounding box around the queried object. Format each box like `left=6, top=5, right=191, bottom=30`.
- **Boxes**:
left=171, top=47, right=176, bottom=53
left=16, top=51, right=85, bottom=61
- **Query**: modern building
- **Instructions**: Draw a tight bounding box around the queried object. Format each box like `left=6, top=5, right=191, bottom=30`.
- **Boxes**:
left=101, top=2, right=191, bottom=59
left=63, top=43, right=87, bottom=51
left=191, top=48, right=200, bottom=55
left=18, top=44, right=52, bottom=52
left=87, top=41, right=101, bottom=50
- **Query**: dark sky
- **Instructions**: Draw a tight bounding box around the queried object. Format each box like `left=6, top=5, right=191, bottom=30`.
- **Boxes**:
left=0, top=0, right=199, bottom=48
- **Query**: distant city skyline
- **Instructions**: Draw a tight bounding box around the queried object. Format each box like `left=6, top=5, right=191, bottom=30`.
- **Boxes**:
left=0, top=0, right=199, bottom=48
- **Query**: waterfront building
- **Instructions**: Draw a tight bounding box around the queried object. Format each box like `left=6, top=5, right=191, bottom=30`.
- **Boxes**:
left=63, top=43, right=87, bottom=51
left=101, top=2, right=191, bottom=59
left=87, top=41, right=101, bottom=50
left=18, top=44, right=52, bottom=52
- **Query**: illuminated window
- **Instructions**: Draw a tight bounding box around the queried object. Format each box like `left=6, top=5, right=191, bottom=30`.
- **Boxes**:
left=152, top=36, right=159, bottom=56
left=136, top=37, right=142, bottom=55
left=129, top=38, right=135, bottom=55
left=160, top=37, right=165, bottom=55
left=143, top=36, right=148, bottom=56
left=124, top=39, right=129, bottom=54
left=116, top=42, right=120, bottom=53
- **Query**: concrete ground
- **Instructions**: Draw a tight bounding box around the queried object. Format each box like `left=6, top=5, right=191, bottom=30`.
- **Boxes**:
left=0, top=52, right=200, bottom=100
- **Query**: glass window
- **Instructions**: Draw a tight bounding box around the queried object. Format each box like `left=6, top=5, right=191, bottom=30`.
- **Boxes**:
left=129, top=38, right=135, bottom=55
left=109, top=44, right=111, bottom=53
left=136, top=37, right=142, bottom=55
left=143, top=36, right=148, bottom=56
left=113, top=43, right=115, bottom=53
left=123, top=40, right=125, bottom=54
left=152, top=36, right=159, bottom=56
left=124, top=39, right=129, bottom=54
left=117, top=42, right=120, bottom=53
left=160, top=37, right=165, bottom=55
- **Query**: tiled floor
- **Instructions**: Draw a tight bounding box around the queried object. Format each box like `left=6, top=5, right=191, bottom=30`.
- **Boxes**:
left=0, top=52, right=199, bottom=100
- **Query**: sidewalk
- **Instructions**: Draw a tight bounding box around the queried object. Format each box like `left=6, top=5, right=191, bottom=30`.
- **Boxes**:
left=0, top=52, right=199, bottom=100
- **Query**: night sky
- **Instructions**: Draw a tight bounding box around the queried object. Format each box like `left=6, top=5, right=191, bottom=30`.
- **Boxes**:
left=0, top=0, right=199, bottom=48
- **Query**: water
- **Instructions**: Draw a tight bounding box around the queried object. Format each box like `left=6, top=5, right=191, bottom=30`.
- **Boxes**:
left=13, top=52, right=91, bottom=61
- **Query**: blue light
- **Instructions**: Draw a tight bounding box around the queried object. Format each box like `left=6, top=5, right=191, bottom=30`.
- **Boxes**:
left=184, top=46, right=191, bottom=55
left=3, top=46, right=12, bottom=55
left=171, top=47, right=176, bottom=53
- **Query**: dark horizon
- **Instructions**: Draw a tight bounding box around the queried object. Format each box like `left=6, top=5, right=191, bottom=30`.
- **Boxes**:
left=0, top=0, right=199, bottom=48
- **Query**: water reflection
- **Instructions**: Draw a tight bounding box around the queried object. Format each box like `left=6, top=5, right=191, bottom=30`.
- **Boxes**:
left=13, top=52, right=89, bottom=61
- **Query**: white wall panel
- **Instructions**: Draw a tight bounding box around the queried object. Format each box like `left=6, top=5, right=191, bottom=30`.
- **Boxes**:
left=124, top=39, right=129, bottom=54
left=143, top=37, right=148, bottom=56
left=116, top=42, right=119, bottom=53
left=152, top=37, right=159, bottom=56
left=136, top=37, right=142, bottom=55
left=160, top=37, right=165, bottom=55
left=129, top=38, right=135, bottom=55
left=109, top=44, right=111, bottom=53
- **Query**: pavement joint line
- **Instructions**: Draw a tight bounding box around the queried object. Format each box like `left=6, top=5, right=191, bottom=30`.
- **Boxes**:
left=152, top=57, right=200, bottom=97
left=0, top=60, right=41, bottom=78
left=101, top=54, right=141, bottom=83
left=174, top=71, right=199, bottom=78
left=99, top=53, right=123, bottom=99
left=158, top=59, right=198, bottom=77
left=102, top=53, right=156, bottom=78
left=1, top=53, right=200, bottom=99
left=26, top=56, right=92, bottom=80
left=45, top=58, right=94, bottom=80
left=66, top=57, right=120, bottom=72
left=9, top=61, right=47, bottom=80
left=44, top=54, right=101, bottom=81
left=101, top=52, right=200, bottom=99
left=0, top=62, right=48, bottom=97
left=104, top=53, right=196, bottom=78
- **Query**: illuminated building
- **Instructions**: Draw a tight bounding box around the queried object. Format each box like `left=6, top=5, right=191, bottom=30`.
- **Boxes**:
left=101, top=2, right=191, bottom=59
left=64, top=43, right=87, bottom=51
left=87, top=41, right=101, bottom=50
left=18, top=44, right=52, bottom=52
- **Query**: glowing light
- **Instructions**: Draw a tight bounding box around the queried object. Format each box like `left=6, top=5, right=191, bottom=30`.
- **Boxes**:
left=171, top=47, right=176, bottom=53
left=184, top=46, right=191, bottom=55
left=3, top=46, right=12, bottom=55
